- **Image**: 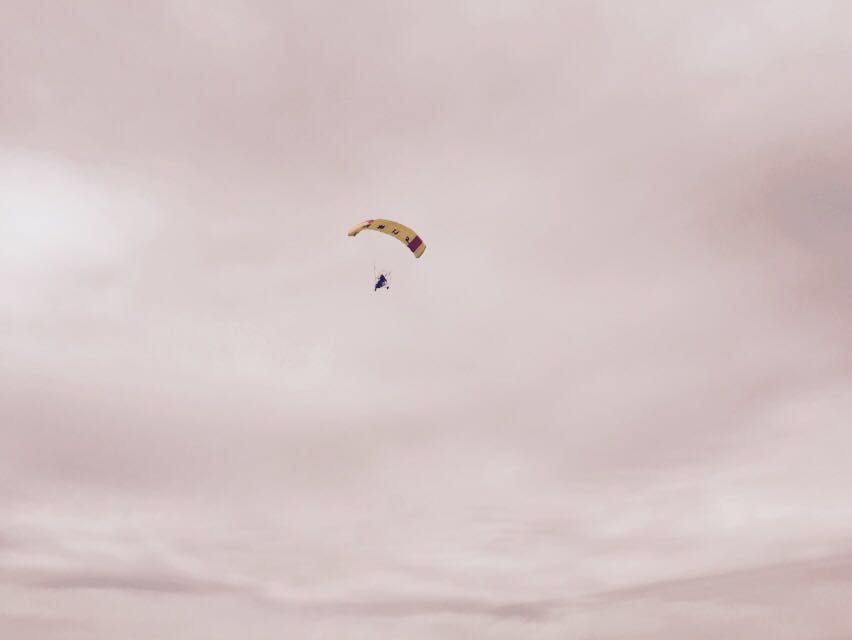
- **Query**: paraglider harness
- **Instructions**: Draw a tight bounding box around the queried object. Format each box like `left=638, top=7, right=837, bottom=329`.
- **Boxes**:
left=374, top=273, right=390, bottom=291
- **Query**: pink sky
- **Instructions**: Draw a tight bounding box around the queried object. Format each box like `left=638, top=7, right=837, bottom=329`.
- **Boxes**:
left=2, top=1, right=852, bottom=638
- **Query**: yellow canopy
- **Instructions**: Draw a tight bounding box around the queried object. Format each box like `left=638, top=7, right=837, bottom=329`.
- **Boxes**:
left=347, top=218, right=426, bottom=258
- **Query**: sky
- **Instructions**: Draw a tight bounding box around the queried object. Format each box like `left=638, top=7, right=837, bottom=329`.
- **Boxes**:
left=1, top=1, right=852, bottom=638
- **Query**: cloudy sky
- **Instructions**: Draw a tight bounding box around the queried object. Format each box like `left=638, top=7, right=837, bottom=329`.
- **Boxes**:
left=2, top=1, right=852, bottom=638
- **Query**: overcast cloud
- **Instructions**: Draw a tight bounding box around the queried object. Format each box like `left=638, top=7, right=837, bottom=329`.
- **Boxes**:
left=2, top=1, right=851, bottom=638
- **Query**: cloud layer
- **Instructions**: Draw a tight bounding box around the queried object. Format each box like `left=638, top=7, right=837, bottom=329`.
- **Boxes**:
left=2, top=1, right=852, bottom=638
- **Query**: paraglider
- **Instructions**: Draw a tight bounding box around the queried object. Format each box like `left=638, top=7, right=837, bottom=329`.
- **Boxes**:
left=348, top=218, right=425, bottom=291
left=347, top=219, right=426, bottom=259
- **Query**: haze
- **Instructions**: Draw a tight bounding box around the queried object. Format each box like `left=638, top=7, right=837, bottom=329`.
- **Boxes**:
left=2, top=1, right=851, bottom=638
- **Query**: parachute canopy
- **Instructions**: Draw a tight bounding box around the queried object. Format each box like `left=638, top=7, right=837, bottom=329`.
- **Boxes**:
left=347, top=219, right=426, bottom=258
